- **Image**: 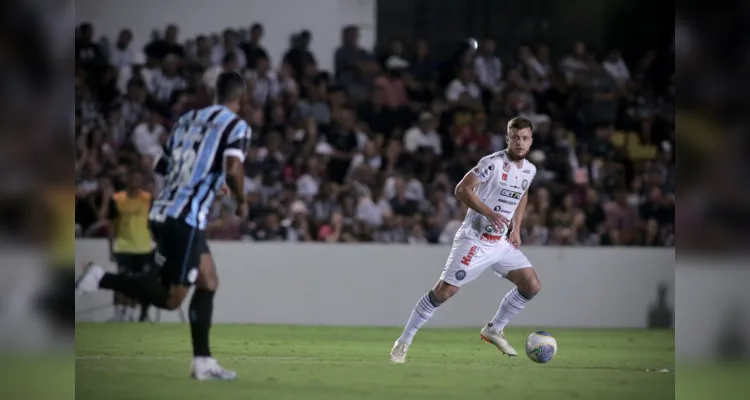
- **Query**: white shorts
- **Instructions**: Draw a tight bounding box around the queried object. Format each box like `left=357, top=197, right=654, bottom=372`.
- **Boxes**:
left=440, top=235, right=532, bottom=287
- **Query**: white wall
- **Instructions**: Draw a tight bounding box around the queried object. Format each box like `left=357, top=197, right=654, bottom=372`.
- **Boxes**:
left=75, top=0, right=376, bottom=72
left=75, top=240, right=675, bottom=328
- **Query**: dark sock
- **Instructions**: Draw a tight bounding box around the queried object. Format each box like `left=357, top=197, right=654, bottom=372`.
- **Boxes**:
left=189, top=288, right=215, bottom=357
left=99, top=273, right=168, bottom=309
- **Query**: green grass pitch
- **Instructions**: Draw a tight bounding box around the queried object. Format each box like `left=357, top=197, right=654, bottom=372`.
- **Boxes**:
left=76, top=324, right=674, bottom=399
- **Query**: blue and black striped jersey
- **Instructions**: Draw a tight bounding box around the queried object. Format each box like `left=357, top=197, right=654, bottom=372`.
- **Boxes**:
left=149, top=105, right=251, bottom=229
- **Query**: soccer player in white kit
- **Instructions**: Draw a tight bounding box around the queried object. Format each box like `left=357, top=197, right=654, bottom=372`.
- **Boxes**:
left=390, top=117, right=541, bottom=363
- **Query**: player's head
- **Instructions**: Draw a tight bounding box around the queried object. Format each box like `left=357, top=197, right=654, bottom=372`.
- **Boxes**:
left=506, top=117, right=534, bottom=159
left=216, top=71, right=247, bottom=111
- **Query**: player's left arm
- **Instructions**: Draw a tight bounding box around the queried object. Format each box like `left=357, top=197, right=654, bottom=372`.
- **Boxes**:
left=509, top=191, right=529, bottom=247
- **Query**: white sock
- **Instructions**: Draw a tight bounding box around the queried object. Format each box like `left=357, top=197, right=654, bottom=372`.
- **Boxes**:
left=488, top=288, right=530, bottom=333
left=397, top=293, right=439, bottom=344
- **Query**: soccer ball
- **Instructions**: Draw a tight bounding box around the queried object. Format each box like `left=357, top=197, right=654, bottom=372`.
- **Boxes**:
left=525, top=331, right=558, bottom=363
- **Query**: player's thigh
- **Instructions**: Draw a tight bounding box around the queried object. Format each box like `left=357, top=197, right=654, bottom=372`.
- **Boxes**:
left=153, top=219, right=202, bottom=287
left=490, top=243, right=538, bottom=289
left=440, top=239, right=493, bottom=287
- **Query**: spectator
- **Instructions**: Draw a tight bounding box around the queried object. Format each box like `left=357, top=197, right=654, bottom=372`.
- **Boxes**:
left=283, top=30, right=317, bottom=80
left=149, top=53, right=187, bottom=105
left=108, top=29, right=135, bottom=68
left=212, top=29, right=246, bottom=69
left=374, top=57, right=410, bottom=110
left=580, top=56, right=618, bottom=133
left=249, top=212, right=288, bottom=241
left=240, top=23, right=270, bottom=70
left=602, top=49, right=631, bottom=87
left=206, top=204, right=244, bottom=240
left=445, top=64, right=481, bottom=109
left=321, top=108, right=360, bottom=184
left=246, top=55, right=280, bottom=107
left=76, top=22, right=108, bottom=80
left=143, top=24, right=185, bottom=62
left=356, top=186, right=392, bottom=232
left=203, top=52, right=240, bottom=95
left=474, top=39, right=502, bottom=107
left=334, top=25, right=370, bottom=86
left=131, top=110, right=165, bottom=158
left=559, top=41, right=589, bottom=85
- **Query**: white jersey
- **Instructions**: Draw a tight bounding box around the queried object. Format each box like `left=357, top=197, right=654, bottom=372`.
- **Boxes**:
left=455, top=150, right=537, bottom=242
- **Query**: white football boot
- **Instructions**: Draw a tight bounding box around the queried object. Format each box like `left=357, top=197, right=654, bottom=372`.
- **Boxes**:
left=480, top=325, right=518, bottom=357
left=190, top=357, right=237, bottom=381
left=389, top=341, right=410, bottom=364
left=75, top=262, right=104, bottom=295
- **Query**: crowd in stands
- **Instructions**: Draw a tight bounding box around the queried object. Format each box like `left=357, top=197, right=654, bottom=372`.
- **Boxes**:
left=75, top=21, right=675, bottom=246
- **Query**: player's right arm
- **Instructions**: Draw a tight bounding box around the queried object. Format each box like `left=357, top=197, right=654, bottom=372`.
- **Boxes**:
left=454, top=158, right=510, bottom=230
left=222, top=119, right=252, bottom=217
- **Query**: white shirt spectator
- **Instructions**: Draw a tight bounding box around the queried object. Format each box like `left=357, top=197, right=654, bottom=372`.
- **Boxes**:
left=245, top=70, right=280, bottom=106
left=211, top=46, right=247, bottom=69
left=347, top=153, right=382, bottom=177
left=202, top=64, right=224, bottom=92
left=356, top=197, right=392, bottom=228
left=297, top=173, right=321, bottom=200
left=474, top=55, right=502, bottom=89
left=132, top=122, right=165, bottom=158
left=445, top=79, right=481, bottom=102
left=403, top=125, right=442, bottom=155
left=602, top=58, right=631, bottom=85
left=116, top=53, right=150, bottom=94
left=150, top=70, right=188, bottom=103
left=559, top=55, right=589, bottom=85
left=439, top=218, right=463, bottom=245
left=109, top=45, right=136, bottom=68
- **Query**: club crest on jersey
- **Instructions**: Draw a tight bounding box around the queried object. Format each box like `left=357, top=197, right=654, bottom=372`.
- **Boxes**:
left=502, top=162, right=511, bottom=172
left=455, top=270, right=466, bottom=281
left=522, top=179, right=529, bottom=190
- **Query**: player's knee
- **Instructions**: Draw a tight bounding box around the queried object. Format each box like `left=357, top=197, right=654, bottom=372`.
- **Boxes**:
left=518, top=278, right=541, bottom=299
left=163, top=296, right=183, bottom=310
left=433, top=281, right=459, bottom=303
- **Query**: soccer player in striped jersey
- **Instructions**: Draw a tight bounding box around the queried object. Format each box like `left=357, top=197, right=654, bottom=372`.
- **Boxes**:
left=76, top=72, right=251, bottom=381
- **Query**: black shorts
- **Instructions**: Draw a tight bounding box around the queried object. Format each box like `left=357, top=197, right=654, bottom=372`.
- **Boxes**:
left=149, top=217, right=210, bottom=286
left=115, top=252, right=154, bottom=275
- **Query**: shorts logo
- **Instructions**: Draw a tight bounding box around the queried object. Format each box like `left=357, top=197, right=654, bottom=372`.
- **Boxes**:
left=187, top=268, right=199, bottom=283
left=460, top=245, right=478, bottom=266
left=500, top=189, right=522, bottom=200
left=455, top=270, right=466, bottom=281
left=503, top=162, right=511, bottom=172
left=522, top=179, right=529, bottom=190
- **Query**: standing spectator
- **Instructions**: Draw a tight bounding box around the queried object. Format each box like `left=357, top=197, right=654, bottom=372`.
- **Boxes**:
left=143, top=24, right=185, bottom=62
left=76, top=23, right=108, bottom=83
left=580, top=56, right=618, bottom=133
left=559, top=41, right=589, bottom=85
left=407, top=39, right=438, bottom=104
left=283, top=30, right=316, bottom=80
left=474, top=39, right=502, bottom=107
left=108, top=29, right=135, bottom=68
left=374, top=57, right=410, bottom=110
left=334, top=25, right=370, bottom=86
left=240, top=23, right=270, bottom=70
left=604, top=188, right=641, bottom=245
left=212, top=29, right=247, bottom=69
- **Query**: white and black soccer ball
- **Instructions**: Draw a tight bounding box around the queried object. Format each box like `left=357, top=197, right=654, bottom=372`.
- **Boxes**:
left=525, top=331, right=558, bottom=363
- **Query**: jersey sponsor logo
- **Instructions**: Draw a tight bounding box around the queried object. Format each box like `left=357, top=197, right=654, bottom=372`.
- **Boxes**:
left=475, top=164, right=494, bottom=181
left=503, top=162, right=511, bottom=172
left=501, top=173, right=508, bottom=181
left=522, top=169, right=532, bottom=174
left=522, top=179, right=529, bottom=190
left=495, top=198, right=515, bottom=206
left=500, top=189, right=522, bottom=200
left=484, top=223, right=507, bottom=235
left=460, top=245, right=478, bottom=266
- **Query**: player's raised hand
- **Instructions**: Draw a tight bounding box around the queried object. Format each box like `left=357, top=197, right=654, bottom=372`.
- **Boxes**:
left=485, top=211, right=511, bottom=233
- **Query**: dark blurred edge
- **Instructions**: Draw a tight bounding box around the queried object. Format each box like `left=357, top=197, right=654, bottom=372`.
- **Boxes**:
left=675, top=0, right=750, bottom=399
left=0, top=1, right=74, bottom=400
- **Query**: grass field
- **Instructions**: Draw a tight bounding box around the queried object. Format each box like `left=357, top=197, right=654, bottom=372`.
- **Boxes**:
left=76, top=323, right=674, bottom=400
